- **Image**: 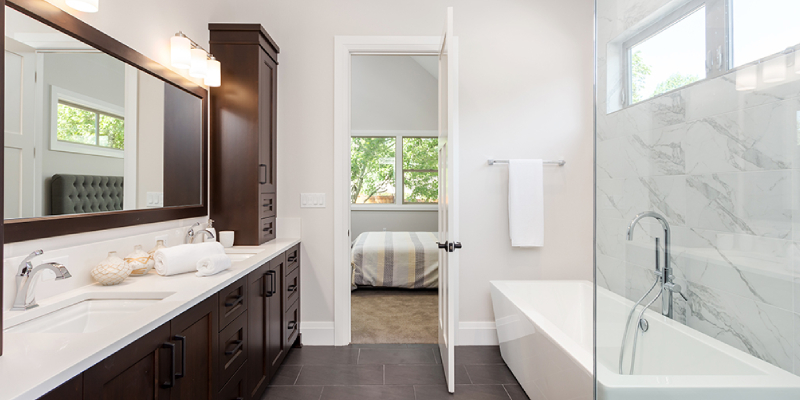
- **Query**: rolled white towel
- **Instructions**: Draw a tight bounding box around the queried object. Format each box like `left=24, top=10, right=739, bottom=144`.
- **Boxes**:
left=196, top=254, right=232, bottom=277
left=154, top=242, right=225, bottom=276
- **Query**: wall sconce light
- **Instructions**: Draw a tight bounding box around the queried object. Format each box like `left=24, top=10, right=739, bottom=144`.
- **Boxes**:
left=170, top=32, right=220, bottom=87
left=65, top=0, right=98, bottom=12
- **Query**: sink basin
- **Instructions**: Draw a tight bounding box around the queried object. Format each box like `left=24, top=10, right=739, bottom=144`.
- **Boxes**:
left=4, top=295, right=171, bottom=334
left=227, top=253, right=256, bottom=262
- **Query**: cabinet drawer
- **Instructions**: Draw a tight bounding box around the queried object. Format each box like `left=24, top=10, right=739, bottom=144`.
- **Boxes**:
left=285, top=244, right=300, bottom=275
left=217, top=360, right=247, bottom=400
left=285, top=301, right=299, bottom=348
left=218, top=312, right=248, bottom=389
left=285, top=267, right=299, bottom=311
left=259, top=193, right=276, bottom=219
left=218, top=276, right=247, bottom=330
left=260, top=217, right=276, bottom=243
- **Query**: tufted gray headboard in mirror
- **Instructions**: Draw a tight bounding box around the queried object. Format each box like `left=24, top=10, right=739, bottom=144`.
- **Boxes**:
left=50, top=174, right=124, bottom=215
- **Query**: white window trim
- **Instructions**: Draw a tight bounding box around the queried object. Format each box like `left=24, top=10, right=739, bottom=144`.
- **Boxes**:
left=50, top=85, right=125, bottom=158
left=607, top=0, right=732, bottom=111
left=350, top=129, right=438, bottom=210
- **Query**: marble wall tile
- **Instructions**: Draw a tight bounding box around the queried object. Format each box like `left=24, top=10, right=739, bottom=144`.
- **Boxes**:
left=686, top=282, right=795, bottom=372
left=596, top=253, right=626, bottom=295
left=686, top=171, right=793, bottom=239
left=684, top=100, right=797, bottom=175
left=794, top=313, right=800, bottom=376
left=684, top=74, right=800, bottom=123
left=596, top=217, right=627, bottom=257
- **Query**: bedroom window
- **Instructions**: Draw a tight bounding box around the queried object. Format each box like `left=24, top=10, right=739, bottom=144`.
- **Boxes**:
left=402, top=137, right=438, bottom=204
left=57, top=102, right=125, bottom=150
left=351, top=137, right=396, bottom=204
left=351, top=132, right=438, bottom=207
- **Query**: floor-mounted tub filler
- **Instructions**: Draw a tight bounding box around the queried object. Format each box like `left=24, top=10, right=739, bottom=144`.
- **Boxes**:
left=490, top=280, right=800, bottom=400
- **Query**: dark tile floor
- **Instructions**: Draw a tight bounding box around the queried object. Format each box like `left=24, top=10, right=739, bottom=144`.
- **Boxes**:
left=262, top=344, right=531, bottom=400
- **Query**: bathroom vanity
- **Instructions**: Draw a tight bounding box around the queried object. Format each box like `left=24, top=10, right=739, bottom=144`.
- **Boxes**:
left=2, top=239, right=301, bottom=400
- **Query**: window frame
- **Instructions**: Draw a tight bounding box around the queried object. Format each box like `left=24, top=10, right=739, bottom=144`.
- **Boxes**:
left=50, top=85, right=125, bottom=158
left=351, top=130, right=438, bottom=210
left=622, top=0, right=725, bottom=106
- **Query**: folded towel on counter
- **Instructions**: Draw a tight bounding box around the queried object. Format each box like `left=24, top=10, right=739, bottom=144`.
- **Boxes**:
left=154, top=242, right=225, bottom=276
left=508, top=159, right=544, bottom=247
left=196, top=254, right=232, bottom=277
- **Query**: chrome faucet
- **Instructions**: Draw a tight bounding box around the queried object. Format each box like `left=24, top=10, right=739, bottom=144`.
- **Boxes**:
left=626, top=211, right=685, bottom=318
left=185, top=222, right=215, bottom=244
left=12, top=250, right=72, bottom=311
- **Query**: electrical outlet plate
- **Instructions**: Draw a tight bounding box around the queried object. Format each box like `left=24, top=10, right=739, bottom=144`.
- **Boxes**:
left=154, top=235, right=168, bottom=246
left=301, top=193, right=326, bottom=208
left=146, top=192, right=164, bottom=207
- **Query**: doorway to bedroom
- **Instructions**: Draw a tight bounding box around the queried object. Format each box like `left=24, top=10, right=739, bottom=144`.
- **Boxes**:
left=349, top=54, right=440, bottom=344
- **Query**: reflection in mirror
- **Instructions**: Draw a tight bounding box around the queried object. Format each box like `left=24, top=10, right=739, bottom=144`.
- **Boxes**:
left=4, top=6, right=202, bottom=220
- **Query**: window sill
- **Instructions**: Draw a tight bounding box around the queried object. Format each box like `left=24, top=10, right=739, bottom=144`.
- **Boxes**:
left=351, top=204, right=438, bottom=211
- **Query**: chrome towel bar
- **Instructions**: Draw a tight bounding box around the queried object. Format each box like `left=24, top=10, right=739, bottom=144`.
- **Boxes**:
left=487, top=159, right=566, bottom=166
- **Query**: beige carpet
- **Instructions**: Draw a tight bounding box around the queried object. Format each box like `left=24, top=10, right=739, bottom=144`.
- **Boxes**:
left=351, top=289, right=438, bottom=344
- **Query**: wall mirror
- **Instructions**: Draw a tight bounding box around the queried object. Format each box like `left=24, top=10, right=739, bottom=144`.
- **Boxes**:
left=3, top=0, right=207, bottom=242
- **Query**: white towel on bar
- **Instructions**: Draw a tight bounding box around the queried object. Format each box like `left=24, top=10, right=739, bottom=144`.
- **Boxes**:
left=154, top=242, right=225, bottom=276
left=508, top=159, right=544, bottom=247
left=196, top=254, right=232, bottom=277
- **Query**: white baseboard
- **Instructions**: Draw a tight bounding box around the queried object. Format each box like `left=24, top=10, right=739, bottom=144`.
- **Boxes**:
left=457, top=321, right=498, bottom=346
left=300, top=321, right=335, bottom=345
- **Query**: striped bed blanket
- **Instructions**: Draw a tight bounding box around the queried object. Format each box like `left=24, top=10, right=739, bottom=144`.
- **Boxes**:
left=351, top=231, right=439, bottom=289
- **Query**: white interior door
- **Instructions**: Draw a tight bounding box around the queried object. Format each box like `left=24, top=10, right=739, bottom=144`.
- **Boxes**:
left=4, top=38, right=37, bottom=219
left=438, top=6, right=460, bottom=394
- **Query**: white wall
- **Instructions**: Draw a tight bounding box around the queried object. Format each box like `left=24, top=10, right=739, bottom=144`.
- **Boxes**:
left=351, top=55, right=438, bottom=130
left=136, top=70, right=164, bottom=209
left=351, top=210, right=438, bottom=238
left=20, top=0, right=595, bottom=345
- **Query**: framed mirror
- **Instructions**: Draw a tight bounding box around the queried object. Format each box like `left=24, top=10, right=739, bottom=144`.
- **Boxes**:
left=3, top=0, right=208, bottom=242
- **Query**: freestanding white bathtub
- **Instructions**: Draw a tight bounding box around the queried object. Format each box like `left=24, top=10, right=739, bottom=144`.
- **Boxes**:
left=490, top=280, right=800, bottom=400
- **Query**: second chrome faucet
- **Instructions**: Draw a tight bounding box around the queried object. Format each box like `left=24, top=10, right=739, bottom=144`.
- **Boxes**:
left=12, top=250, right=72, bottom=311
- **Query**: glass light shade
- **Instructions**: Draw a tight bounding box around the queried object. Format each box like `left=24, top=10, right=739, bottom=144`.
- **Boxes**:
left=65, top=0, right=98, bottom=12
left=762, top=56, right=786, bottom=83
left=205, top=58, right=221, bottom=87
left=735, top=66, right=757, bottom=91
left=189, top=48, right=208, bottom=78
left=170, top=36, right=191, bottom=69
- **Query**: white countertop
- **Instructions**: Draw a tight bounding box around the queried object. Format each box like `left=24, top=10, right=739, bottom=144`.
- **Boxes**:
left=0, top=238, right=300, bottom=400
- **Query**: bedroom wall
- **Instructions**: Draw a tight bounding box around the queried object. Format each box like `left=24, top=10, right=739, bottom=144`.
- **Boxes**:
left=33, top=0, right=595, bottom=345
left=351, top=210, right=438, bottom=238
left=39, top=52, right=126, bottom=215
left=350, top=55, right=439, bottom=240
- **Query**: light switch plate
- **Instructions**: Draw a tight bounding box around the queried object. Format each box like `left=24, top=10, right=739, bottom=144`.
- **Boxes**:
left=301, top=193, right=326, bottom=208
left=146, top=192, right=164, bottom=207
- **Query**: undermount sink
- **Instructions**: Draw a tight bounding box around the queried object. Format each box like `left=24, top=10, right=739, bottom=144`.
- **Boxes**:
left=4, top=293, right=173, bottom=334
left=227, top=253, right=256, bottom=262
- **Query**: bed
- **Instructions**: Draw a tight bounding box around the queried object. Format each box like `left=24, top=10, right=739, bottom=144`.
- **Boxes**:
left=50, top=174, right=124, bottom=215
left=351, top=231, right=439, bottom=289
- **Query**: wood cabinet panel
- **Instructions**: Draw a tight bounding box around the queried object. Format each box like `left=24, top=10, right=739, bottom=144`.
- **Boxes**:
left=171, top=295, right=218, bottom=400
left=246, top=262, right=270, bottom=399
left=218, top=276, right=247, bottom=330
left=209, top=23, right=279, bottom=245
left=268, top=254, right=286, bottom=376
left=39, top=374, right=82, bottom=400
left=218, top=312, right=247, bottom=390
left=217, top=362, right=248, bottom=400
left=83, top=322, right=172, bottom=400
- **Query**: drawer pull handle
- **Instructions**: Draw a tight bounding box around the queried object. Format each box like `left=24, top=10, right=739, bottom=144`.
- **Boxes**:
left=225, top=295, right=245, bottom=308
left=174, top=335, right=187, bottom=379
left=259, top=164, right=267, bottom=184
left=262, top=227, right=273, bottom=232
left=288, top=321, right=297, bottom=330
left=287, top=284, right=297, bottom=292
left=161, top=342, right=176, bottom=388
left=264, top=271, right=275, bottom=297
left=287, top=255, right=297, bottom=263
left=225, top=339, right=244, bottom=356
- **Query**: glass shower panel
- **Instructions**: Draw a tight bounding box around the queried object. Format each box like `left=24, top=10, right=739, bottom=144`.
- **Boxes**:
left=596, top=0, right=800, bottom=398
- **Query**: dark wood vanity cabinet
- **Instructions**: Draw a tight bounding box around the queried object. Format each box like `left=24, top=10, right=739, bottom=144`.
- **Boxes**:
left=209, top=23, right=280, bottom=245
left=37, top=245, right=301, bottom=400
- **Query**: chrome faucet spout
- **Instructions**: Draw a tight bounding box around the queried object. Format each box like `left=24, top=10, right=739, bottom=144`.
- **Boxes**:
left=12, top=251, right=72, bottom=311
left=625, top=211, right=676, bottom=319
